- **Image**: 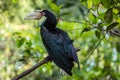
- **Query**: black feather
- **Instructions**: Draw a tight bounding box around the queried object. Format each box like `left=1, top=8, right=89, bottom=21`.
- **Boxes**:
left=40, top=10, right=80, bottom=76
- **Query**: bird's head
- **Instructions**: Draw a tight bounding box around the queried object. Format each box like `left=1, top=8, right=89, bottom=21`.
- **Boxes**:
left=24, top=10, right=57, bottom=30
left=24, top=10, right=51, bottom=20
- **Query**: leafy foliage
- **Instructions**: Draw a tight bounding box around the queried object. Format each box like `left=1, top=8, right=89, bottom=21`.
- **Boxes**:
left=0, top=0, right=120, bottom=80
left=106, top=22, right=119, bottom=32
left=47, top=0, right=62, bottom=14
left=104, top=8, right=113, bottom=24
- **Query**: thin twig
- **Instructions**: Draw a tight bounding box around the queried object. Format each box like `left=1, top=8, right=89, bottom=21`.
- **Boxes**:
left=12, top=48, right=80, bottom=80
left=12, top=56, right=51, bottom=80
left=59, top=18, right=84, bottom=24
left=76, top=48, right=80, bottom=52
left=66, top=28, right=83, bottom=31
left=84, top=36, right=105, bottom=62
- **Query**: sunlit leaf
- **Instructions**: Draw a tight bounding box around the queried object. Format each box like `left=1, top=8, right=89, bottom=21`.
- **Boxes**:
left=117, top=17, right=120, bottom=23
left=104, top=8, right=113, bottom=24
left=113, top=6, right=120, bottom=13
left=87, top=0, right=92, bottom=8
left=89, top=13, right=98, bottom=24
left=106, top=22, right=119, bottom=32
left=113, top=8, right=119, bottom=14
left=12, top=0, right=19, bottom=3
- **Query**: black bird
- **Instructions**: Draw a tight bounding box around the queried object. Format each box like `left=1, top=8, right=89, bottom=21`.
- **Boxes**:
left=24, top=10, right=80, bottom=76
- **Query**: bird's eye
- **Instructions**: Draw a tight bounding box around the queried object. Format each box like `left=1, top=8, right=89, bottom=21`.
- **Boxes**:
left=41, top=12, right=46, bottom=16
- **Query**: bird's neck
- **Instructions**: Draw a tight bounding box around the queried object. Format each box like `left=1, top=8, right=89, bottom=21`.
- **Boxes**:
left=42, top=16, right=57, bottom=32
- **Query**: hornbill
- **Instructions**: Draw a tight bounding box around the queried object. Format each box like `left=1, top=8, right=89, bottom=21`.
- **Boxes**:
left=24, top=10, right=80, bottom=76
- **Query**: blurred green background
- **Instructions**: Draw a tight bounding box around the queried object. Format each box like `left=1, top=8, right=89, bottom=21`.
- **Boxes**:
left=0, top=0, right=120, bottom=80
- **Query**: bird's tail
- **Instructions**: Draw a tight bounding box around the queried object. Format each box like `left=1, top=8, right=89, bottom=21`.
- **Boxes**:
left=60, top=68, right=72, bottom=76
left=60, top=69, right=66, bottom=75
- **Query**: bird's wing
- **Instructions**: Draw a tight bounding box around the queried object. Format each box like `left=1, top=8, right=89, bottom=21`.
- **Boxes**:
left=57, top=28, right=80, bottom=68
left=41, top=27, right=79, bottom=75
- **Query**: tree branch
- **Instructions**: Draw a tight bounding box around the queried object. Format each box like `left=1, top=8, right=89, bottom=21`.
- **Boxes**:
left=58, top=18, right=84, bottom=24
left=84, top=36, right=105, bottom=62
left=12, top=48, right=80, bottom=80
left=12, top=56, right=51, bottom=80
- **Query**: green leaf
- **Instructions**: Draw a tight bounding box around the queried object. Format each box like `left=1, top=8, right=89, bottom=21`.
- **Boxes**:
left=97, top=22, right=104, bottom=29
left=106, top=22, right=119, bottom=32
left=101, top=0, right=111, bottom=8
left=113, top=8, right=119, bottom=14
left=23, top=49, right=31, bottom=56
left=108, top=34, right=120, bottom=43
left=16, top=37, right=25, bottom=48
left=13, top=32, right=21, bottom=36
left=93, top=0, right=101, bottom=5
left=116, top=44, right=120, bottom=53
left=12, top=0, right=19, bottom=3
left=89, top=13, right=98, bottom=24
left=104, top=8, right=113, bottom=24
left=95, top=30, right=101, bottom=38
left=47, top=0, right=61, bottom=14
left=18, top=58, right=25, bottom=62
left=79, top=4, right=90, bottom=17
left=87, top=0, right=92, bottom=8
left=59, top=4, right=63, bottom=9
left=25, top=40, right=32, bottom=48
left=80, top=27, right=91, bottom=35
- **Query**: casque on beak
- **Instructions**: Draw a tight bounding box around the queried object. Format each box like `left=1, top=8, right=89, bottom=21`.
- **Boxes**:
left=24, top=10, right=45, bottom=20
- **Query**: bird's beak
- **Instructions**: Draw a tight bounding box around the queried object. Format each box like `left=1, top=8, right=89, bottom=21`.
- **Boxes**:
left=24, top=10, right=44, bottom=20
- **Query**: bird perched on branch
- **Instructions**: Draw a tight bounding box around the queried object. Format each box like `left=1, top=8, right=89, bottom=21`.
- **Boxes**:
left=24, top=10, right=80, bottom=76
